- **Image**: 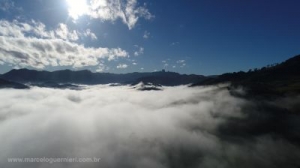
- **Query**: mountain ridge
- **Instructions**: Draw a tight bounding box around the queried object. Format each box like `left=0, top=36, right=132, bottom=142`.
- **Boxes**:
left=1, top=54, right=300, bottom=93
left=192, top=54, right=300, bottom=96
left=0, top=78, right=29, bottom=89
left=0, top=69, right=206, bottom=86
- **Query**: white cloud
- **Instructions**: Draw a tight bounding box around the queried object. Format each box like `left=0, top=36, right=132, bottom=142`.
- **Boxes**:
left=88, top=0, right=154, bottom=29
left=132, top=62, right=137, bottom=65
left=0, top=36, right=128, bottom=69
left=143, top=30, right=150, bottom=39
left=0, top=20, right=96, bottom=41
left=116, top=63, right=128, bottom=69
left=55, top=23, right=79, bottom=41
left=177, top=60, right=185, bottom=64
left=177, top=59, right=186, bottom=68
left=162, top=60, right=171, bottom=68
left=95, top=62, right=106, bottom=72
left=83, top=29, right=98, bottom=40
left=1, top=19, right=52, bottom=39
left=0, top=20, right=128, bottom=69
left=0, top=86, right=299, bottom=168
left=134, top=46, right=144, bottom=56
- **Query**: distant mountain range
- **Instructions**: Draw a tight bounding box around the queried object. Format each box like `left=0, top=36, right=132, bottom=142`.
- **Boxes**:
left=192, top=54, right=300, bottom=96
left=0, top=69, right=206, bottom=89
left=1, top=54, right=300, bottom=95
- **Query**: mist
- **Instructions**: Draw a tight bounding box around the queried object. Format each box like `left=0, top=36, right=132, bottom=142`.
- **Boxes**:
left=0, top=85, right=299, bottom=168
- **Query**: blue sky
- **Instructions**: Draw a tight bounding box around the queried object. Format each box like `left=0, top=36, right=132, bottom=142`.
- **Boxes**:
left=0, top=0, right=299, bottom=75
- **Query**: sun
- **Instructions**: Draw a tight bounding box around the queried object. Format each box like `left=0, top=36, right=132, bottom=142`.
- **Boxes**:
left=66, top=0, right=89, bottom=20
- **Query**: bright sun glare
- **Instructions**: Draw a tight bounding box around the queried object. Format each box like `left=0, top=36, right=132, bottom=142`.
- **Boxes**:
left=66, top=0, right=89, bottom=20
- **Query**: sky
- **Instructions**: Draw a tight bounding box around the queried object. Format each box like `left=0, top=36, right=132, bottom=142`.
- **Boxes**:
left=0, top=0, right=299, bottom=75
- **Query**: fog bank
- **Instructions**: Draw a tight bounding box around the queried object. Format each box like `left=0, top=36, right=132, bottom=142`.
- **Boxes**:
left=0, top=85, right=299, bottom=168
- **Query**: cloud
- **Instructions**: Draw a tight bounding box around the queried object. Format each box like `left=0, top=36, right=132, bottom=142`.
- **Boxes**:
left=95, top=62, right=108, bottom=72
left=0, top=0, right=12, bottom=11
left=0, top=36, right=128, bottom=69
left=0, top=86, right=299, bottom=168
left=55, top=23, right=79, bottom=41
left=176, top=60, right=185, bottom=64
left=177, top=60, right=186, bottom=68
left=0, top=20, right=96, bottom=41
left=0, top=0, right=21, bottom=12
left=0, top=19, right=49, bottom=38
left=143, top=30, right=150, bottom=39
left=87, top=0, right=154, bottom=29
left=0, top=20, right=128, bottom=69
left=83, top=29, right=98, bottom=40
left=134, top=46, right=144, bottom=56
left=116, top=63, right=128, bottom=69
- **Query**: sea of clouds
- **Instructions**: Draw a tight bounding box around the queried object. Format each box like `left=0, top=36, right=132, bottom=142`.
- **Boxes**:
left=0, top=85, right=299, bottom=168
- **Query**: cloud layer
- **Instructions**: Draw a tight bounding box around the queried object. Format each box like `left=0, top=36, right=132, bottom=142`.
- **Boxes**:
left=0, top=86, right=299, bottom=168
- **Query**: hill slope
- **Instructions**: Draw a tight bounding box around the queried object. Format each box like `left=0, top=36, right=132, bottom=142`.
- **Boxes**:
left=192, top=54, right=300, bottom=96
left=0, top=78, right=29, bottom=89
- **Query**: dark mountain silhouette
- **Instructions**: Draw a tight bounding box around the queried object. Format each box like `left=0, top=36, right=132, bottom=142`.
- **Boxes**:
left=0, top=78, right=29, bottom=89
left=2, top=54, right=300, bottom=92
left=30, top=81, right=80, bottom=89
left=0, top=69, right=206, bottom=86
left=132, top=71, right=204, bottom=86
left=192, top=54, right=300, bottom=96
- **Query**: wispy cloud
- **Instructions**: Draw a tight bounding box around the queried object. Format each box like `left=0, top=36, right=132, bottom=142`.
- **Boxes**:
left=116, top=63, right=128, bottom=69
left=87, top=0, right=154, bottom=29
left=83, top=29, right=97, bottom=40
left=134, top=46, right=144, bottom=56
left=176, top=60, right=185, bottom=64
left=143, top=30, right=150, bottom=39
left=177, top=59, right=186, bottom=68
left=95, top=62, right=108, bottom=72
left=0, top=0, right=21, bottom=12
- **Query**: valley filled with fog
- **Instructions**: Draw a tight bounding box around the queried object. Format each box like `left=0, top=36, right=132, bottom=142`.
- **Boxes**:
left=0, top=85, right=300, bottom=168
